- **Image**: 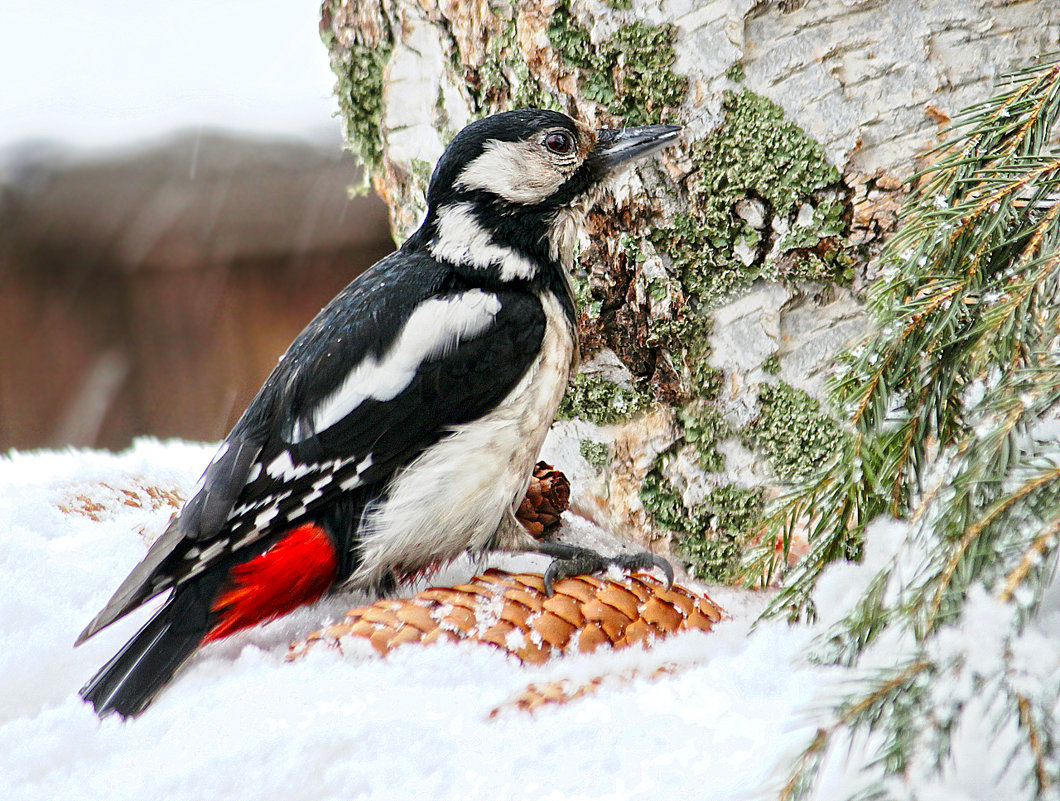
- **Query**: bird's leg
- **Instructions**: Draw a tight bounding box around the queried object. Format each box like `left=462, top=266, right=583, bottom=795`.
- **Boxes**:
left=533, top=540, right=674, bottom=597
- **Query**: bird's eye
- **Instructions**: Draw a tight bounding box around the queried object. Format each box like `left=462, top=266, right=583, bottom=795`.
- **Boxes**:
left=544, top=132, right=574, bottom=155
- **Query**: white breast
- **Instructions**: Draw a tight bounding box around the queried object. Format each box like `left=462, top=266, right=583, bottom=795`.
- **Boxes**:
left=350, top=290, right=576, bottom=589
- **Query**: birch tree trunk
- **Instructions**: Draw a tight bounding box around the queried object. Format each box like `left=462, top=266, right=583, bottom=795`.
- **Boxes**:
left=321, top=0, right=1059, bottom=581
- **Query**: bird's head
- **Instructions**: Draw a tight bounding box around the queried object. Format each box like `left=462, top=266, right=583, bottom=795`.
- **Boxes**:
left=411, top=109, right=681, bottom=282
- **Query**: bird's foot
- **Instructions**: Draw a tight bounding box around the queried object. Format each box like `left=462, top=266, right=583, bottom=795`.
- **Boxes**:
left=535, top=541, right=674, bottom=596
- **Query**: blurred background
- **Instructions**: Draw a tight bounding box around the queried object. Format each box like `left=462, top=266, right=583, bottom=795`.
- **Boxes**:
left=0, top=1, right=392, bottom=450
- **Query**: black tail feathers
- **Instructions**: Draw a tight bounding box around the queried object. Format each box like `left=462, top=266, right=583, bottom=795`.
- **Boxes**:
left=80, top=580, right=219, bottom=718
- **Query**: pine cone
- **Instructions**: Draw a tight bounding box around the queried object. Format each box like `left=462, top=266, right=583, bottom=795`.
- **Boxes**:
left=516, top=462, right=571, bottom=538
left=291, top=569, right=723, bottom=665
left=493, top=665, right=678, bottom=716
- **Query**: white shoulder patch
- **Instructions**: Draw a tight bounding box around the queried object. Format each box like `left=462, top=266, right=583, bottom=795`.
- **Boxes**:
left=430, top=202, right=539, bottom=281
left=291, top=290, right=501, bottom=441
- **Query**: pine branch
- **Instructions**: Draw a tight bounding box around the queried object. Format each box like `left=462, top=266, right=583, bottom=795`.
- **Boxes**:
left=997, top=508, right=1060, bottom=604
left=751, top=53, right=1060, bottom=801
left=1017, top=694, right=1053, bottom=797
left=743, top=52, right=1060, bottom=608
left=776, top=661, right=931, bottom=800
left=931, top=463, right=1060, bottom=621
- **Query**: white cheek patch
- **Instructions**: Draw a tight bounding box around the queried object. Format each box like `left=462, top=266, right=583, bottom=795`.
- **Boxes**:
left=290, top=290, right=502, bottom=441
left=430, top=202, right=539, bottom=280
left=456, top=139, right=569, bottom=205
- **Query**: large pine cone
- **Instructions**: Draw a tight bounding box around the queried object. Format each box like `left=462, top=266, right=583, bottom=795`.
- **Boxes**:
left=291, top=569, right=723, bottom=665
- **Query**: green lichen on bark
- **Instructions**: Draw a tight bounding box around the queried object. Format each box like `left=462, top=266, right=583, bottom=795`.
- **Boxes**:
left=578, top=439, right=610, bottom=469
left=678, top=401, right=728, bottom=472
left=588, top=89, right=852, bottom=568
left=743, top=380, right=844, bottom=482
left=686, top=337, right=720, bottom=399
left=604, top=23, right=687, bottom=124
left=639, top=394, right=763, bottom=581
left=635, top=303, right=721, bottom=403
left=320, top=1, right=392, bottom=173
left=570, top=268, right=601, bottom=318
left=680, top=484, right=763, bottom=580
left=555, top=374, right=651, bottom=425
left=641, top=467, right=762, bottom=581
left=548, top=7, right=686, bottom=124
left=652, top=89, right=853, bottom=308
left=547, top=4, right=594, bottom=70
left=467, top=16, right=562, bottom=114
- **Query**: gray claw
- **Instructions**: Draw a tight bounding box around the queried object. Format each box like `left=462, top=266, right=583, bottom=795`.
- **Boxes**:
left=543, top=567, right=557, bottom=597
left=543, top=550, right=606, bottom=596
left=546, top=567, right=563, bottom=597
left=540, top=548, right=674, bottom=596
left=652, top=554, right=675, bottom=589
left=614, top=552, right=674, bottom=588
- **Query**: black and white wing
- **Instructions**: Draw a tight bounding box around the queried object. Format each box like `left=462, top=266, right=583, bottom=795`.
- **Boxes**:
left=77, top=251, right=548, bottom=641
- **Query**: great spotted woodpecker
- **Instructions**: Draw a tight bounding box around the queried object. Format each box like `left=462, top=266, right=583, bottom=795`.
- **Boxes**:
left=76, top=109, right=681, bottom=717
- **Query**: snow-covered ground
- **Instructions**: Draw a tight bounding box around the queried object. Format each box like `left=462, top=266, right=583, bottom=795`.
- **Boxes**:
left=3, top=439, right=1057, bottom=800
left=0, top=439, right=824, bottom=800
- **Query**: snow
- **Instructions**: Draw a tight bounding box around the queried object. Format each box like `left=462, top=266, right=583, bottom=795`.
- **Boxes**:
left=2, top=439, right=1058, bottom=800
left=0, top=440, right=818, bottom=800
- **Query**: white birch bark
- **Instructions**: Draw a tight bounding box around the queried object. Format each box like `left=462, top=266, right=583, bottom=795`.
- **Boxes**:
left=323, top=0, right=1059, bottom=569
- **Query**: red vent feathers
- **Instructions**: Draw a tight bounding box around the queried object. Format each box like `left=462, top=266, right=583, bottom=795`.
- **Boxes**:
left=205, top=523, right=338, bottom=643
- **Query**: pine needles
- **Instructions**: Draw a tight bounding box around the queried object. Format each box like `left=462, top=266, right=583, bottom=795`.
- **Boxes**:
left=746, top=54, right=1060, bottom=799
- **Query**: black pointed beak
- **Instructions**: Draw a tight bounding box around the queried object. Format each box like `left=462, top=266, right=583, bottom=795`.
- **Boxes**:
left=590, top=124, right=682, bottom=173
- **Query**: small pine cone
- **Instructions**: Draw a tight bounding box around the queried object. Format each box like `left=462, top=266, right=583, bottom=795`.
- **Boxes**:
left=492, top=665, right=679, bottom=717
left=516, top=462, right=571, bottom=538
left=290, top=569, right=724, bottom=665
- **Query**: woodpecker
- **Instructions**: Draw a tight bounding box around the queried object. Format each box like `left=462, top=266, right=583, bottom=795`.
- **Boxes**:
left=76, top=109, right=681, bottom=718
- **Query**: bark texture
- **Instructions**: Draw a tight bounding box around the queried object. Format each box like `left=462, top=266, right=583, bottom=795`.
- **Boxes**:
left=321, top=0, right=1059, bottom=580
